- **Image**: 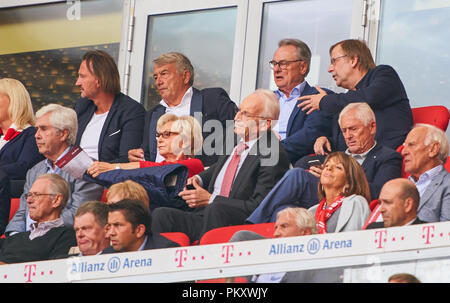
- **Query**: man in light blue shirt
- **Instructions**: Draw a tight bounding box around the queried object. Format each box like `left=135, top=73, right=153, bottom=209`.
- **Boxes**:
left=270, top=39, right=331, bottom=164
left=402, top=124, right=450, bottom=222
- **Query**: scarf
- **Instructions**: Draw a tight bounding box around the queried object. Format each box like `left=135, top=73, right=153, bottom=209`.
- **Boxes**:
left=0, top=124, right=23, bottom=150
left=315, top=195, right=344, bottom=234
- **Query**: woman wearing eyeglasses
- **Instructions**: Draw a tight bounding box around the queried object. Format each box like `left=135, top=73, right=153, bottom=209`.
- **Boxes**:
left=87, top=113, right=204, bottom=178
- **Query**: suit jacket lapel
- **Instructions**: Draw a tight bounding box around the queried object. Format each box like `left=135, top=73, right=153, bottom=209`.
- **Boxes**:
left=98, top=96, right=119, bottom=154
left=207, top=155, right=230, bottom=193
left=286, top=82, right=312, bottom=136
left=418, top=167, right=446, bottom=212
left=190, top=88, right=203, bottom=124
left=77, top=103, right=96, bottom=145
left=335, top=196, right=355, bottom=232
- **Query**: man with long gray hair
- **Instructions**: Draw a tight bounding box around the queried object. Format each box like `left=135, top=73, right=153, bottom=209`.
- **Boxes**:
left=5, top=104, right=104, bottom=236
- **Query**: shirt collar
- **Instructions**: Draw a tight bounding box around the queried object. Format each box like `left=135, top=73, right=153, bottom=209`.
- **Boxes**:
left=138, top=236, right=149, bottom=251
left=160, top=87, right=193, bottom=108
left=345, top=142, right=377, bottom=161
left=275, top=81, right=306, bottom=99
left=45, top=146, right=71, bottom=172
left=29, top=217, right=64, bottom=240
left=408, top=165, right=443, bottom=184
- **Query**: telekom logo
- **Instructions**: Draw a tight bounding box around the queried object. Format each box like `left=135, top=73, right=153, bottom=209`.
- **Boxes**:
left=221, top=245, right=234, bottom=264
left=175, top=249, right=188, bottom=267
left=422, top=225, right=435, bottom=244
left=374, top=230, right=387, bottom=249
left=24, top=264, right=36, bottom=282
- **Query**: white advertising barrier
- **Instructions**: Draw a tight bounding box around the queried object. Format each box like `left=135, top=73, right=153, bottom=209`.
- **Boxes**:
left=0, top=221, right=449, bottom=283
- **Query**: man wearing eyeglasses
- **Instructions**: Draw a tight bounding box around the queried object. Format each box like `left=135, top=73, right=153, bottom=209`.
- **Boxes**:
left=269, top=39, right=331, bottom=165
left=151, top=89, right=290, bottom=243
left=0, top=174, right=76, bottom=264
left=298, top=39, right=413, bottom=151
left=128, top=52, right=238, bottom=167
left=4, top=104, right=104, bottom=237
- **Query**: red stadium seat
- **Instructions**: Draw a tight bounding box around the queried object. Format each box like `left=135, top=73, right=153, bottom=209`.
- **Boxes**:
left=411, top=105, right=449, bottom=131
left=444, top=156, right=450, bottom=172
left=9, top=198, right=20, bottom=221
left=199, top=223, right=275, bottom=245
left=161, top=232, right=191, bottom=246
left=196, top=277, right=248, bottom=283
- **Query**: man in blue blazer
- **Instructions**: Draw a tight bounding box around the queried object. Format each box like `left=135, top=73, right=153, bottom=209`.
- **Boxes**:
left=74, top=50, right=146, bottom=163
left=247, top=102, right=402, bottom=223
left=270, top=39, right=331, bottom=164
left=128, top=52, right=238, bottom=167
left=401, top=124, right=450, bottom=223
left=298, top=39, right=413, bottom=151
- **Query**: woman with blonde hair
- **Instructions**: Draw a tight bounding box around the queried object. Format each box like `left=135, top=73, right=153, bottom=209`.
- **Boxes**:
left=0, top=78, right=43, bottom=181
left=88, top=113, right=204, bottom=178
left=106, top=180, right=150, bottom=209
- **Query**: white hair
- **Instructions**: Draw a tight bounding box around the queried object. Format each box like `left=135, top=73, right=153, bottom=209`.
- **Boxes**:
left=415, top=123, right=449, bottom=164
left=253, top=89, right=280, bottom=122
left=277, top=207, right=318, bottom=234
left=338, top=102, right=376, bottom=127
left=36, top=104, right=78, bottom=146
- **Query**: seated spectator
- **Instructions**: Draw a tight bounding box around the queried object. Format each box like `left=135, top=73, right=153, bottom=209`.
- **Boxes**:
left=269, top=38, right=331, bottom=164
left=74, top=50, right=146, bottom=163
left=106, top=180, right=150, bottom=209
left=298, top=39, right=413, bottom=150
left=402, top=124, right=450, bottom=222
left=366, top=178, right=424, bottom=229
left=307, top=152, right=371, bottom=233
left=0, top=171, right=10, bottom=236
left=230, top=207, right=342, bottom=283
left=128, top=52, right=238, bottom=167
left=5, top=104, right=104, bottom=236
left=87, top=114, right=204, bottom=178
left=388, top=273, right=421, bottom=283
left=0, top=174, right=76, bottom=264
left=248, top=103, right=400, bottom=223
left=0, top=78, right=44, bottom=187
left=151, top=89, right=290, bottom=243
left=101, top=199, right=179, bottom=254
left=70, top=201, right=110, bottom=256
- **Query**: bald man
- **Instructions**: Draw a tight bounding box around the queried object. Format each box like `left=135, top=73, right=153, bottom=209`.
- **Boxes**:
left=367, top=178, right=424, bottom=229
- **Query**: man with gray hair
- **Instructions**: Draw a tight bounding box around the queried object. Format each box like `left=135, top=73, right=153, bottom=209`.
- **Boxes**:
left=128, top=52, right=238, bottom=167
left=269, top=38, right=331, bottom=164
left=229, top=207, right=342, bottom=283
left=0, top=174, right=77, bottom=264
left=248, top=102, right=402, bottom=223
left=401, top=124, right=450, bottom=222
left=5, top=104, right=104, bottom=236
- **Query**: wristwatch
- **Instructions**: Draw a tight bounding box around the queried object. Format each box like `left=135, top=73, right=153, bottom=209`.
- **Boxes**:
left=115, top=164, right=120, bottom=170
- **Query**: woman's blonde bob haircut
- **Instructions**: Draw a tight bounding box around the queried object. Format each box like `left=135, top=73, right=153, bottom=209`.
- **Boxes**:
left=0, top=78, right=36, bottom=128
left=156, top=113, right=203, bottom=157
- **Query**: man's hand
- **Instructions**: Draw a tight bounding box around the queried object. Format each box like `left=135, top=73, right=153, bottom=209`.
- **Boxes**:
left=298, top=85, right=327, bottom=114
left=308, top=164, right=323, bottom=178
left=314, top=136, right=332, bottom=155
left=128, top=148, right=144, bottom=162
left=179, top=177, right=211, bottom=208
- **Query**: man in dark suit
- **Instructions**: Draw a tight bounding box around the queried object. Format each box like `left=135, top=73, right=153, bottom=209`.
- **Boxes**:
left=298, top=39, right=413, bottom=151
left=151, top=89, right=290, bottom=242
left=128, top=52, right=238, bottom=167
left=366, top=178, right=424, bottom=229
left=247, top=102, right=402, bottom=223
left=270, top=39, right=331, bottom=164
left=101, top=199, right=179, bottom=254
left=74, top=50, right=146, bottom=163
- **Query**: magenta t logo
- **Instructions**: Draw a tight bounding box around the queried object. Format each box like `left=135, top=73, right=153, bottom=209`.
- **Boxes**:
left=422, top=225, right=435, bottom=244
left=374, top=230, right=387, bottom=249
left=221, top=244, right=234, bottom=264
left=24, top=264, right=36, bottom=282
left=175, top=249, right=188, bottom=267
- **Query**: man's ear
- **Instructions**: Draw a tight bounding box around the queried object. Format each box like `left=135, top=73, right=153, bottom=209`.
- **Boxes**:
left=428, top=142, right=440, bottom=159
left=350, top=55, right=359, bottom=69
left=58, top=129, right=70, bottom=143
left=403, top=197, right=414, bottom=214
left=51, top=194, right=63, bottom=210
left=183, top=70, right=191, bottom=86
left=135, top=224, right=146, bottom=239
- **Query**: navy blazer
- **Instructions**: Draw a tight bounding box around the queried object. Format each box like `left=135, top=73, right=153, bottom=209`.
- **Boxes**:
left=361, top=143, right=403, bottom=200
left=320, top=65, right=413, bottom=150
left=0, top=127, right=44, bottom=180
left=280, top=82, right=332, bottom=164
left=75, top=93, right=146, bottom=163
left=101, top=233, right=180, bottom=254
left=366, top=218, right=425, bottom=230
left=142, top=87, right=238, bottom=167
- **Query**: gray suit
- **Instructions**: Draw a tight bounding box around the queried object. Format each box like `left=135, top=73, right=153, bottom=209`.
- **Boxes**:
left=417, top=166, right=450, bottom=223
left=5, top=159, right=104, bottom=234
left=308, top=194, right=370, bottom=233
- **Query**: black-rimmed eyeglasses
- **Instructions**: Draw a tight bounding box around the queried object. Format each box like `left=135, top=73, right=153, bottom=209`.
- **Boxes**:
left=269, top=59, right=303, bottom=70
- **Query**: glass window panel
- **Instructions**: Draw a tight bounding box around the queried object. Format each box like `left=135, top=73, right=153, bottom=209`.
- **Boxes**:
left=141, top=7, right=237, bottom=110
left=0, top=0, right=123, bottom=111
left=257, top=0, right=353, bottom=92
left=376, top=0, right=450, bottom=138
